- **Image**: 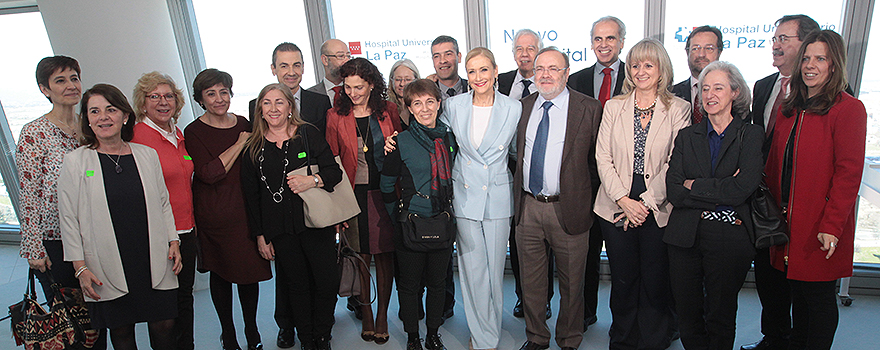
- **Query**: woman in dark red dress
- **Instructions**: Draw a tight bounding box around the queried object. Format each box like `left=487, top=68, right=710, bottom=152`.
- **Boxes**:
left=185, top=69, right=272, bottom=350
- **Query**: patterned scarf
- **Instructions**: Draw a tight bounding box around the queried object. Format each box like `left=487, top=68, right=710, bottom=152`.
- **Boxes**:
left=408, top=118, right=457, bottom=211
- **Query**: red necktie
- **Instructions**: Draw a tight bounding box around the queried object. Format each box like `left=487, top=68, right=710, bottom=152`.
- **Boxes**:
left=766, top=77, right=790, bottom=138
left=692, top=82, right=703, bottom=124
left=331, top=85, right=342, bottom=105
left=598, top=67, right=612, bottom=107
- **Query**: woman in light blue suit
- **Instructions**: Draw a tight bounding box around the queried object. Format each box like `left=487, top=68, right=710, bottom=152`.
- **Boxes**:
left=443, top=47, right=521, bottom=350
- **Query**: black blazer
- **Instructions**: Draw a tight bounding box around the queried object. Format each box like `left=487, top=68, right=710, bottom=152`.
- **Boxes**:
left=498, top=69, right=517, bottom=96
left=665, top=116, right=764, bottom=248
left=671, top=79, right=692, bottom=103
left=567, top=61, right=626, bottom=98
left=248, top=89, right=332, bottom=134
left=513, top=88, right=603, bottom=235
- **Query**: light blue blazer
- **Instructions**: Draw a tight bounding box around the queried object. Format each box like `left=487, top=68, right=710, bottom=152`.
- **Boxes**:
left=441, top=90, right=522, bottom=221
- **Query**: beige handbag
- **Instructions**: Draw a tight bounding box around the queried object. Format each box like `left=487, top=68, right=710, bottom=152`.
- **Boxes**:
left=290, top=128, right=360, bottom=228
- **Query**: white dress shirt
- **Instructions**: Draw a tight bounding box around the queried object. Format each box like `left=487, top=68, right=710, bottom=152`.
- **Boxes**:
left=592, top=59, right=622, bottom=98
left=323, top=77, right=341, bottom=107
left=763, top=74, right=791, bottom=127
left=512, top=70, right=536, bottom=99
left=522, top=88, right=570, bottom=195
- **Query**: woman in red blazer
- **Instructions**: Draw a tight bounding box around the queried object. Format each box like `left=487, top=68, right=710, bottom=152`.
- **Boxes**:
left=764, top=30, right=866, bottom=349
left=325, top=58, right=402, bottom=345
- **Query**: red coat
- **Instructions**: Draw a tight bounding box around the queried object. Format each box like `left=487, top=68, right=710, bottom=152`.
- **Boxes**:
left=131, top=122, right=195, bottom=231
left=325, top=100, right=402, bottom=185
left=764, top=92, right=866, bottom=281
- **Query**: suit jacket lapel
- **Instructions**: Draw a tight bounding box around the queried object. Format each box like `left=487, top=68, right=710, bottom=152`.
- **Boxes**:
left=477, top=91, right=510, bottom=155
left=644, top=98, right=667, bottom=157
left=690, top=121, right=712, bottom=177
left=623, top=95, right=635, bottom=168
left=455, top=95, right=479, bottom=159
left=614, top=60, right=626, bottom=96
left=561, top=89, right=586, bottom=162
left=715, top=116, right=743, bottom=163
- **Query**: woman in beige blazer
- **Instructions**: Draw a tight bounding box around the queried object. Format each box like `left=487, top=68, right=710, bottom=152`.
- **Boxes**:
left=593, top=39, right=690, bottom=350
left=59, top=83, right=181, bottom=350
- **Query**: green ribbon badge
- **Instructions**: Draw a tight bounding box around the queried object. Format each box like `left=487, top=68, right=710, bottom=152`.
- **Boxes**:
left=86, top=170, right=94, bottom=177
left=183, top=155, right=192, bottom=160
left=298, top=152, right=307, bottom=159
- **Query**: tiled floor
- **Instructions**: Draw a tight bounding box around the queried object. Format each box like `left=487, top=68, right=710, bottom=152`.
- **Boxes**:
left=1, top=243, right=878, bottom=349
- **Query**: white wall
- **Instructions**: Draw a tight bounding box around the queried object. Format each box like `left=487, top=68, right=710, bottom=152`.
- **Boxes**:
left=36, top=0, right=195, bottom=125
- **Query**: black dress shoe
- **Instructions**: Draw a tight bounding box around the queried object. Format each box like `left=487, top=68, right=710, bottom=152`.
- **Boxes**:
left=347, top=296, right=363, bottom=320
left=545, top=304, right=552, bottom=320
left=300, top=342, right=317, bottom=350
left=276, top=328, right=295, bottom=348
left=221, top=335, right=242, bottom=350
left=315, top=336, right=332, bottom=350
left=424, top=334, right=446, bottom=350
left=741, top=338, right=785, bottom=350
left=247, top=343, right=263, bottom=350
left=513, top=299, right=524, bottom=318
left=561, top=347, right=577, bottom=350
left=407, top=337, right=424, bottom=350
left=583, top=314, right=598, bottom=332
left=519, top=341, right=550, bottom=350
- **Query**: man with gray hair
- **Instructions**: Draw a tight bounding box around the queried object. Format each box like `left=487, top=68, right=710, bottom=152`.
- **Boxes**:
left=499, top=29, right=542, bottom=99
left=514, top=47, right=602, bottom=350
left=568, top=15, right=627, bottom=331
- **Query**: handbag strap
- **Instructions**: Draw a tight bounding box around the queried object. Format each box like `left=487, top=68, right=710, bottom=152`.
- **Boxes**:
left=300, top=125, right=314, bottom=176
left=25, top=269, right=37, bottom=301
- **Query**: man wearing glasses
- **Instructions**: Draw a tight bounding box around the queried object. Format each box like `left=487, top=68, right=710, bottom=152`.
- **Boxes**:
left=307, top=38, right=351, bottom=106
left=514, top=47, right=602, bottom=350
left=671, top=25, right=723, bottom=125
left=741, top=14, right=820, bottom=350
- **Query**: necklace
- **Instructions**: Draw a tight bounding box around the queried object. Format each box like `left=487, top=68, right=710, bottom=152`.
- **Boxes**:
left=355, top=118, right=369, bottom=153
left=634, top=97, right=658, bottom=120
left=105, top=153, right=123, bottom=174
left=259, top=140, right=290, bottom=203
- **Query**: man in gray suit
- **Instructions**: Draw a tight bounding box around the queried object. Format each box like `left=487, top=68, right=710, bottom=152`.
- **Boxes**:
left=307, top=38, right=350, bottom=106
left=514, top=47, right=602, bottom=350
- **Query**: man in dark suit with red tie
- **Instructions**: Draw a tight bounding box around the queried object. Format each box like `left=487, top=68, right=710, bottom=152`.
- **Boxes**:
left=671, top=26, right=723, bottom=125
left=566, top=15, right=627, bottom=330
left=739, top=15, right=820, bottom=350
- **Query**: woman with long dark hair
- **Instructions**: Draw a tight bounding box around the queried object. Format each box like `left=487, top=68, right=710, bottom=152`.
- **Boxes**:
left=764, top=30, right=866, bottom=349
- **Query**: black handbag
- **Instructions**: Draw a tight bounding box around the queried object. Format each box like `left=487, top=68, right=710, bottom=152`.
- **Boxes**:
left=399, top=209, right=456, bottom=252
left=737, top=126, right=789, bottom=249
left=751, top=181, right=790, bottom=249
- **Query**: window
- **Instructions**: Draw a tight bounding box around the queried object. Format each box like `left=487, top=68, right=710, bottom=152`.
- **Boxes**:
left=0, top=11, right=55, bottom=226
left=192, top=0, right=315, bottom=117
left=663, top=0, right=844, bottom=88
left=855, top=3, right=880, bottom=264
left=487, top=0, right=645, bottom=74
left=330, top=0, right=468, bottom=86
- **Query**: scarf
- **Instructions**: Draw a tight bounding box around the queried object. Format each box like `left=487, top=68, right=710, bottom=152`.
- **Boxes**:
left=408, top=118, right=457, bottom=211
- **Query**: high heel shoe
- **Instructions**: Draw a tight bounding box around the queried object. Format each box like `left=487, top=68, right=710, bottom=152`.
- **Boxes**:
left=373, top=333, right=390, bottom=345
left=360, top=330, right=375, bottom=342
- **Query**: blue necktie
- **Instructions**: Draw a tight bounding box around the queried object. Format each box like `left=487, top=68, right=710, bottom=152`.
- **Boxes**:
left=521, top=80, right=533, bottom=99
left=529, top=101, right=553, bottom=196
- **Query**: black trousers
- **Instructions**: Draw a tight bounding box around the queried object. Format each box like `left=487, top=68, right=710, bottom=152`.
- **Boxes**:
left=275, top=259, right=295, bottom=330
left=603, top=215, right=674, bottom=350
left=34, top=240, right=108, bottom=350
left=754, top=247, right=792, bottom=344
left=583, top=216, right=602, bottom=319
left=175, top=231, right=197, bottom=350
left=509, top=221, right=555, bottom=302
left=668, top=220, right=755, bottom=350
left=395, top=238, right=452, bottom=334
left=273, top=228, right=339, bottom=344
left=789, top=280, right=838, bottom=350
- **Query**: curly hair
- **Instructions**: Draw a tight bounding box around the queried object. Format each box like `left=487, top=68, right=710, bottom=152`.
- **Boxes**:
left=132, top=71, right=186, bottom=124
left=335, top=58, right=388, bottom=118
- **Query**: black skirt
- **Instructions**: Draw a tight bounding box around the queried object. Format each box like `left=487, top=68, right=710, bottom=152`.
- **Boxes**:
left=87, top=154, right=176, bottom=329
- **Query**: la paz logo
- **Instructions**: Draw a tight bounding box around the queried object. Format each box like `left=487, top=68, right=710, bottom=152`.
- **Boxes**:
left=349, top=42, right=362, bottom=55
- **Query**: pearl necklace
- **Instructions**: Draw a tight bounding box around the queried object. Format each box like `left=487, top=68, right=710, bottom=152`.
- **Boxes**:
left=258, top=140, right=290, bottom=203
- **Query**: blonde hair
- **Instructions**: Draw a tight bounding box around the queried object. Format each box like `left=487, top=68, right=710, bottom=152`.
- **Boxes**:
left=621, top=38, right=675, bottom=108
left=245, top=83, right=306, bottom=162
left=465, top=47, right=497, bottom=69
left=132, top=71, right=186, bottom=124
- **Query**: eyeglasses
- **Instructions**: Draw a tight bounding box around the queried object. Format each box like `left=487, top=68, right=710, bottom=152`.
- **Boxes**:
left=534, top=66, right=568, bottom=74
left=394, top=77, right=415, bottom=84
left=515, top=46, right=538, bottom=54
left=147, top=93, right=175, bottom=102
left=324, top=52, right=352, bottom=60
left=771, top=34, right=799, bottom=44
left=688, top=45, right=717, bottom=54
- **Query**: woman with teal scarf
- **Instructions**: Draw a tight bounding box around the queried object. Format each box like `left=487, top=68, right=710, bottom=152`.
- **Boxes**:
left=381, top=79, right=456, bottom=350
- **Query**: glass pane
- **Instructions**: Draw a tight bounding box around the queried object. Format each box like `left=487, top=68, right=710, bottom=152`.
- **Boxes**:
left=487, top=0, right=645, bottom=74
left=663, top=1, right=844, bottom=88
left=330, top=0, right=467, bottom=85
left=192, top=0, right=315, bottom=117
left=856, top=4, right=880, bottom=264
left=0, top=11, right=54, bottom=226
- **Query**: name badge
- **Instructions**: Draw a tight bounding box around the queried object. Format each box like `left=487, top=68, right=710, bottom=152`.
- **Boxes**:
left=86, top=170, right=95, bottom=177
